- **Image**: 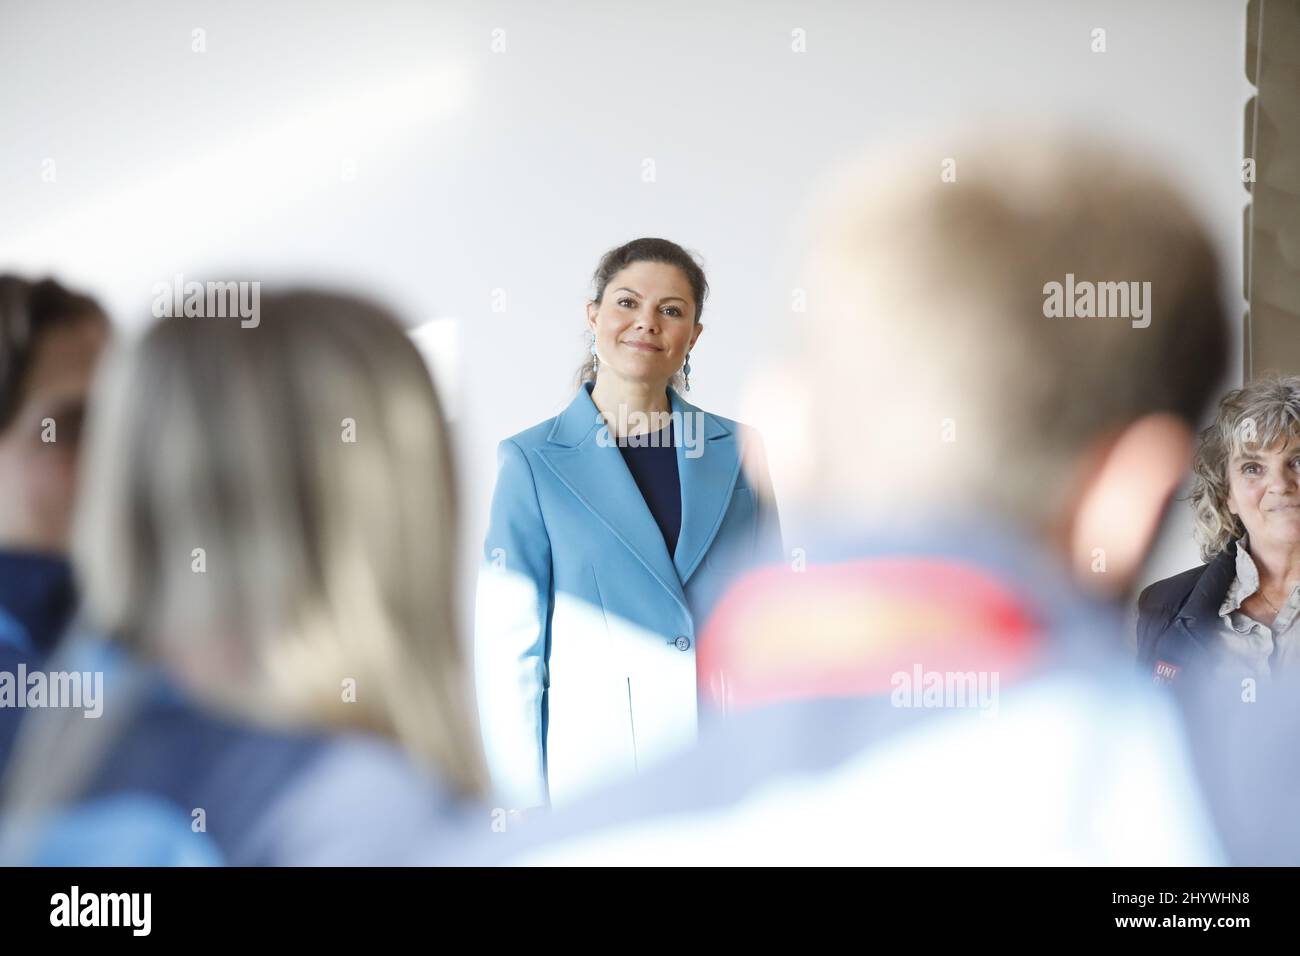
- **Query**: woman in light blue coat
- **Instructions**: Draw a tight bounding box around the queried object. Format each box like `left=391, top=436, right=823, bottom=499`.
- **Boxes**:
left=476, top=238, right=782, bottom=811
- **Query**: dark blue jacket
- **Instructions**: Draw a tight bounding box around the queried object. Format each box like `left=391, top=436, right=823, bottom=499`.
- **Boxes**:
left=0, top=550, right=78, bottom=775
left=1135, top=541, right=1238, bottom=684
left=0, top=550, right=77, bottom=658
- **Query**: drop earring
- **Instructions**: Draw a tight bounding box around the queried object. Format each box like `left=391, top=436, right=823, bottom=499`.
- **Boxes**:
left=588, top=330, right=599, bottom=374
left=683, top=352, right=692, bottom=392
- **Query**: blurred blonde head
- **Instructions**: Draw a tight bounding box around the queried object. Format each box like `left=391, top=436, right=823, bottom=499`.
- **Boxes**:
left=75, top=291, right=486, bottom=797
left=1189, top=374, right=1300, bottom=561
left=775, top=132, right=1228, bottom=545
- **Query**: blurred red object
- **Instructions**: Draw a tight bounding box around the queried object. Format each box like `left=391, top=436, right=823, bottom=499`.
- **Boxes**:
left=698, top=557, right=1043, bottom=713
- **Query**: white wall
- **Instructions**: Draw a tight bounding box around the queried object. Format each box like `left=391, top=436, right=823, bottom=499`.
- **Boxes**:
left=0, top=0, right=1247, bottom=627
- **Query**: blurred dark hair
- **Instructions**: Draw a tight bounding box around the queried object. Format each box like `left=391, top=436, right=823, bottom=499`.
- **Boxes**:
left=0, top=276, right=108, bottom=431
left=579, top=238, right=708, bottom=387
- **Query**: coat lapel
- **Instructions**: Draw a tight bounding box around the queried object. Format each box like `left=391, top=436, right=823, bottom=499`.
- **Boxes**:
left=537, top=386, right=689, bottom=616
left=537, top=385, right=744, bottom=608
left=1164, top=542, right=1239, bottom=672
left=671, top=388, right=742, bottom=585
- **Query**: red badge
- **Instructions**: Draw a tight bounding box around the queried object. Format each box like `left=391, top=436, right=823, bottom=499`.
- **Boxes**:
left=1153, top=660, right=1181, bottom=685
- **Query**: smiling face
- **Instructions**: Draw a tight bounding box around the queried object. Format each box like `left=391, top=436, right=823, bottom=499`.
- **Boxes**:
left=586, top=260, right=702, bottom=390
left=1226, top=435, right=1300, bottom=552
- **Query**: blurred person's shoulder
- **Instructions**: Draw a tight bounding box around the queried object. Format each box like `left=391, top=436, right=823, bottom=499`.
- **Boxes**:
left=242, top=734, right=484, bottom=865
left=462, top=691, right=964, bottom=865
left=66, top=650, right=473, bottom=865
left=468, top=528, right=1225, bottom=864
left=488, top=672, right=1221, bottom=866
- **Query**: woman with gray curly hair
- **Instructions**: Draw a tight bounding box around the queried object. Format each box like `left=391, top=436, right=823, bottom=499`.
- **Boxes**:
left=1138, top=374, right=1300, bottom=686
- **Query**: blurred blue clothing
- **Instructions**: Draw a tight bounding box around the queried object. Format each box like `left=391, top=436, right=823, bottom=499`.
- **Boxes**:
left=0, top=644, right=26, bottom=776
left=26, top=795, right=224, bottom=866
left=0, top=550, right=77, bottom=657
left=1146, top=644, right=1300, bottom=865
left=2, top=639, right=483, bottom=866
left=0, top=550, right=78, bottom=775
left=466, top=521, right=1227, bottom=865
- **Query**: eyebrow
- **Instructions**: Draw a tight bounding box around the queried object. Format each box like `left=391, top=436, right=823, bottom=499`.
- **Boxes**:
left=614, top=287, right=688, bottom=304
left=1234, top=443, right=1300, bottom=462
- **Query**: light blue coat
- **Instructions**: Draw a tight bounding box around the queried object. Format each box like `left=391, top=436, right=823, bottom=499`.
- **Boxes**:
left=475, top=384, right=782, bottom=809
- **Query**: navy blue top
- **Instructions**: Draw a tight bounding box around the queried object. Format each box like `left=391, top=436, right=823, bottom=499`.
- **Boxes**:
left=0, top=550, right=77, bottom=657
left=617, top=420, right=682, bottom=557
left=0, top=550, right=77, bottom=775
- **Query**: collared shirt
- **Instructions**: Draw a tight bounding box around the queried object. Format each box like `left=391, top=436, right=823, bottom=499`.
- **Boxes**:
left=1216, top=538, right=1300, bottom=681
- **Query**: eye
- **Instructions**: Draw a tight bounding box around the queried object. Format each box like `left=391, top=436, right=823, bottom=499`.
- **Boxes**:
left=1242, top=462, right=1263, bottom=476
left=617, top=297, right=637, bottom=308
left=662, top=306, right=682, bottom=317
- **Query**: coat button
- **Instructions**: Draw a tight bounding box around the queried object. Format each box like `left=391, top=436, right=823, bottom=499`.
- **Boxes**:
left=674, top=636, right=691, bottom=651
